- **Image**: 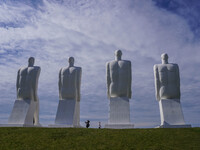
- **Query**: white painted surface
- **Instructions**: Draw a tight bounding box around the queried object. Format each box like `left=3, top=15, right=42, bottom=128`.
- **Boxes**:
left=153, top=53, right=180, bottom=101
left=50, top=99, right=80, bottom=127
left=105, top=97, right=134, bottom=129
left=16, top=57, right=41, bottom=126
left=158, top=124, right=191, bottom=128
left=50, top=57, right=82, bottom=128
left=8, top=99, right=36, bottom=126
left=154, top=54, right=191, bottom=128
left=106, top=50, right=132, bottom=99
left=105, top=124, right=134, bottom=129
left=158, top=99, right=191, bottom=128
left=58, top=57, right=82, bottom=102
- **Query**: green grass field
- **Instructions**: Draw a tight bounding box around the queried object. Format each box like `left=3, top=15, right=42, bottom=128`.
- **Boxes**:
left=0, top=127, right=199, bottom=150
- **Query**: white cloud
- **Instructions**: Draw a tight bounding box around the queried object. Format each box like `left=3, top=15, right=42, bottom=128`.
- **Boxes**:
left=0, top=0, right=199, bottom=127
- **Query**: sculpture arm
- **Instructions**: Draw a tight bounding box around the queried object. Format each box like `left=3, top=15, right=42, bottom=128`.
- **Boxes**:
left=176, top=64, right=181, bottom=99
left=33, top=67, right=41, bottom=101
left=58, top=69, right=62, bottom=100
left=16, top=69, right=20, bottom=99
left=77, top=67, right=82, bottom=102
left=153, top=65, right=160, bottom=101
left=106, top=62, right=111, bottom=99
left=128, top=61, right=132, bottom=99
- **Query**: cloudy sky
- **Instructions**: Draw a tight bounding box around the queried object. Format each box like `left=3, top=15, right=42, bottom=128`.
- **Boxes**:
left=0, top=0, right=199, bottom=128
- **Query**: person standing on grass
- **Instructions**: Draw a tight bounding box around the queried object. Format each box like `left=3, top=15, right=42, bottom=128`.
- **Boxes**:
left=85, top=120, right=90, bottom=128
left=99, top=122, right=101, bottom=129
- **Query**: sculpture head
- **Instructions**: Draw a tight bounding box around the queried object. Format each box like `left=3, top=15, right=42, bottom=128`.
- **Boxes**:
left=115, top=50, right=122, bottom=60
left=28, top=57, right=35, bottom=67
left=161, top=53, right=168, bottom=64
left=68, top=57, right=74, bottom=67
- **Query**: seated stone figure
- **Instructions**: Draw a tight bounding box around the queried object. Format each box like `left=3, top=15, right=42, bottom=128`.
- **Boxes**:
left=9, top=57, right=41, bottom=126
left=153, top=53, right=190, bottom=128
left=17, top=57, right=41, bottom=102
left=106, top=50, right=132, bottom=99
left=154, top=53, right=180, bottom=101
left=53, top=57, right=81, bottom=127
left=59, top=57, right=82, bottom=101
left=105, top=50, right=134, bottom=129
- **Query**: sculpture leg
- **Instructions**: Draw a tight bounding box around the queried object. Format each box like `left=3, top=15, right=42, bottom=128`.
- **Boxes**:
left=8, top=99, right=36, bottom=126
left=33, top=100, right=40, bottom=126
left=73, top=101, right=80, bottom=127
left=158, top=99, right=191, bottom=128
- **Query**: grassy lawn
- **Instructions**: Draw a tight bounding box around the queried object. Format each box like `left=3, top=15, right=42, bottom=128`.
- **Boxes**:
left=0, top=127, right=199, bottom=150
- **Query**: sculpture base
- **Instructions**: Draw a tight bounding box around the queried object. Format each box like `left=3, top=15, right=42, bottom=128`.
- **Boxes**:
left=156, top=124, right=191, bottom=128
left=48, top=124, right=82, bottom=128
left=8, top=99, right=36, bottom=126
left=105, top=124, right=134, bottom=129
left=0, top=124, right=40, bottom=127
left=158, top=99, right=191, bottom=127
left=51, top=99, right=80, bottom=127
left=105, top=97, right=134, bottom=129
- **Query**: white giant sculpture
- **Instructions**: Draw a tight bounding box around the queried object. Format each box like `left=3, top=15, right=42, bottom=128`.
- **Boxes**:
left=105, top=50, right=134, bottom=129
left=51, top=57, right=82, bottom=127
left=154, top=53, right=191, bottom=128
left=8, top=57, right=41, bottom=126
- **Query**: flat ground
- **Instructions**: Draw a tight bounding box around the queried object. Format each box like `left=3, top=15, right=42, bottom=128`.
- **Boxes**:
left=0, top=127, right=199, bottom=150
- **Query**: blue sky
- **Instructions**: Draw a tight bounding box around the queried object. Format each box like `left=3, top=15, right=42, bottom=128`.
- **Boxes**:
left=0, top=0, right=199, bottom=128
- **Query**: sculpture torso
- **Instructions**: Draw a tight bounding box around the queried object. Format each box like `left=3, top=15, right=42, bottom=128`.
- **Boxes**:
left=59, top=66, right=81, bottom=101
left=107, top=60, right=131, bottom=98
left=17, top=66, right=40, bottom=101
left=154, top=63, right=180, bottom=100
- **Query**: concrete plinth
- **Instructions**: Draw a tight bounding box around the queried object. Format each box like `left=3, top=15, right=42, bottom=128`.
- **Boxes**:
left=8, top=99, right=36, bottom=126
left=49, top=99, right=80, bottom=127
left=158, top=124, right=191, bottom=128
left=105, top=124, right=134, bottom=129
left=105, top=97, right=134, bottom=129
left=0, top=124, right=35, bottom=127
left=158, top=99, right=191, bottom=128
